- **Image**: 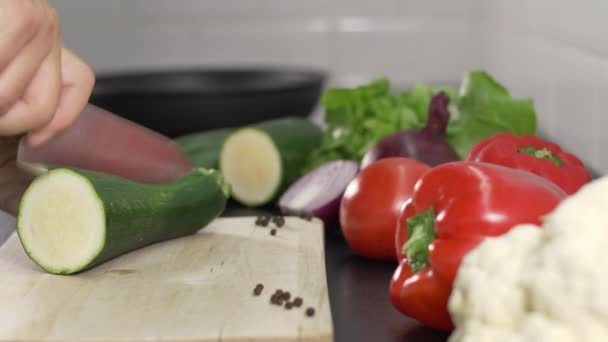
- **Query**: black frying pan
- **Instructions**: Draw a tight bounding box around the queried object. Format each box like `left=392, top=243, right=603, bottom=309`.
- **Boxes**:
left=89, top=67, right=327, bottom=137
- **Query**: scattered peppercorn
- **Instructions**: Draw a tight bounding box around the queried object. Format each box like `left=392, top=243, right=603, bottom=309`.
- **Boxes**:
left=282, top=291, right=291, bottom=300
left=293, top=297, right=303, bottom=307
left=272, top=215, right=285, bottom=227
left=285, top=302, right=293, bottom=310
left=305, top=307, right=315, bottom=317
left=255, top=215, right=271, bottom=227
left=270, top=228, right=277, bottom=236
left=270, top=294, right=283, bottom=305
left=253, top=283, right=264, bottom=296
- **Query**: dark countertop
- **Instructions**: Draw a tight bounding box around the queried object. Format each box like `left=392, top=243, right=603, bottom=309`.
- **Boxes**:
left=324, top=229, right=450, bottom=342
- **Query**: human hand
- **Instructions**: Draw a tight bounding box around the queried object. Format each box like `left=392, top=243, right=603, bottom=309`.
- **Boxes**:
left=0, top=1, right=94, bottom=146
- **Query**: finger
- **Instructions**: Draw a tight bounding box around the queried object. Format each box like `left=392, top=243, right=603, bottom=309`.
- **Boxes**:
left=0, top=10, right=61, bottom=137
left=0, top=2, right=58, bottom=114
left=7, top=39, right=62, bottom=142
left=26, top=48, right=94, bottom=146
left=0, top=1, right=43, bottom=72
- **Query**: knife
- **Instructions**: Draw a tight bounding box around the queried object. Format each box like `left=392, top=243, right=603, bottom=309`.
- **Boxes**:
left=0, top=104, right=193, bottom=215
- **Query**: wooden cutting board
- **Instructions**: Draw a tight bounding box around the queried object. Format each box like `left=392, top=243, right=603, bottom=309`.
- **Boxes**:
left=0, top=216, right=333, bottom=341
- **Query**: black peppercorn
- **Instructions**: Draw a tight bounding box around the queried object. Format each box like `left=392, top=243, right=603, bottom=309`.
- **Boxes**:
left=255, top=215, right=271, bottom=227
left=272, top=216, right=285, bottom=227
left=270, top=228, right=277, bottom=236
left=253, top=283, right=264, bottom=296
left=270, top=294, right=282, bottom=305
left=293, top=297, right=303, bottom=307
left=305, top=307, right=315, bottom=317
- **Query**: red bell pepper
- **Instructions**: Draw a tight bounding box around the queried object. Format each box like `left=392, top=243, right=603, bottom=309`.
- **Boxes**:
left=390, top=162, right=567, bottom=331
left=466, top=133, right=592, bottom=194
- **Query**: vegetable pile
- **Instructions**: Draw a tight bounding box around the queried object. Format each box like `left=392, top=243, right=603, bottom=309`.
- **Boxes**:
left=13, top=66, right=600, bottom=342
left=304, top=70, right=537, bottom=171
left=360, top=91, right=460, bottom=168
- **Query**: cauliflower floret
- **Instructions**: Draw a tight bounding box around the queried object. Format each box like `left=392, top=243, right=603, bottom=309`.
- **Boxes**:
left=449, top=176, right=608, bottom=342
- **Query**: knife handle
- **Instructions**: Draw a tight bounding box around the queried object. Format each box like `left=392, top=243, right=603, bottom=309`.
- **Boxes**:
left=0, top=136, right=34, bottom=216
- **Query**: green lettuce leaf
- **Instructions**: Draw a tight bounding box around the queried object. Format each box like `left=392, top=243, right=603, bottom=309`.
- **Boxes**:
left=447, top=71, right=537, bottom=158
left=304, top=79, right=438, bottom=171
left=304, top=70, right=537, bottom=170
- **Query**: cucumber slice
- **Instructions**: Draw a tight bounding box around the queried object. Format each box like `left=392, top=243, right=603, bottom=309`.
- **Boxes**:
left=219, top=118, right=321, bottom=207
left=220, top=129, right=282, bottom=206
left=17, top=168, right=229, bottom=275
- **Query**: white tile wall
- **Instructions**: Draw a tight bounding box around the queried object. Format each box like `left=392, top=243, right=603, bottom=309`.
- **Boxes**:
left=51, top=0, right=608, bottom=173
left=51, top=0, right=479, bottom=86
left=477, top=0, right=608, bottom=173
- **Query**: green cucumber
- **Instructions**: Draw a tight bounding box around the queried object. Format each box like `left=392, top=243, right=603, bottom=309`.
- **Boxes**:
left=16, top=167, right=229, bottom=275
left=219, top=118, right=322, bottom=207
left=175, top=128, right=234, bottom=169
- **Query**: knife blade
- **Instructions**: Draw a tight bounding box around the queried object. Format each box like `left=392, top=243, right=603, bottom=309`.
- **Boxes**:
left=17, top=104, right=193, bottom=184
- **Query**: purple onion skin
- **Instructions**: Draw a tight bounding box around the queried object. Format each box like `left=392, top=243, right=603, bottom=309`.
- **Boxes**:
left=361, top=92, right=460, bottom=169
left=279, top=197, right=343, bottom=228
left=308, top=192, right=342, bottom=228
left=278, top=160, right=358, bottom=228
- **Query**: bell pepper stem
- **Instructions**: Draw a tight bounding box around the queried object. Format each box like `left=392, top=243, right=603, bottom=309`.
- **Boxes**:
left=518, top=147, right=564, bottom=167
left=402, top=209, right=435, bottom=272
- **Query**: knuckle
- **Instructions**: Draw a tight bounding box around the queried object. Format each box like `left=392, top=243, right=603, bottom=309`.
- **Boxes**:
left=18, top=3, right=38, bottom=28
left=45, top=8, right=60, bottom=36
left=13, top=0, right=35, bottom=16
left=11, top=6, right=39, bottom=40
left=0, top=89, right=20, bottom=114
left=48, top=6, right=59, bottom=23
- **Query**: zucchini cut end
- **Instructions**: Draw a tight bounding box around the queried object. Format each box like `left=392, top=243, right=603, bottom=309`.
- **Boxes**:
left=17, top=169, right=106, bottom=275
left=220, top=128, right=282, bottom=206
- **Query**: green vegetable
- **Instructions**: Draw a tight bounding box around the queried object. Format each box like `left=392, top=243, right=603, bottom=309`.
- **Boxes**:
left=220, top=118, right=322, bottom=207
left=17, top=167, right=229, bottom=275
left=305, top=70, right=537, bottom=169
left=446, top=70, right=537, bottom=158
left=175, top=128, right=234, bottom=169
left=305, top=79, right=440, bottom=171
left=403, top=209, right=435, bottom=273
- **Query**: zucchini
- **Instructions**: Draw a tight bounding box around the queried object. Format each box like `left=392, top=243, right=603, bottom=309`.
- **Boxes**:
left=175, top=128, right=234, bottom=169
left=16, top=167, right=229, bottom=275
left=219, top=118, right=321, bottom=207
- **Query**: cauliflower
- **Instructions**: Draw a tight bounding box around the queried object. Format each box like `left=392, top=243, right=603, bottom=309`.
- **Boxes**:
left=448, top=176, right=608, bottom=342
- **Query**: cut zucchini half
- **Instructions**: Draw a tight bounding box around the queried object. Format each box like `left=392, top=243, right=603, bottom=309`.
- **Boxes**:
left=17, top=169, right=105, bottom=274
left=220, top=128, right=282, bottom=206
left=219, top=118, right=322, bottom=207
left=17, top=167, right=229, bottom=275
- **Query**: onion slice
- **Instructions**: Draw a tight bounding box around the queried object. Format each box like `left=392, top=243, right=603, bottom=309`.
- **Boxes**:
left=278, top=160, right=358, bottom=225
